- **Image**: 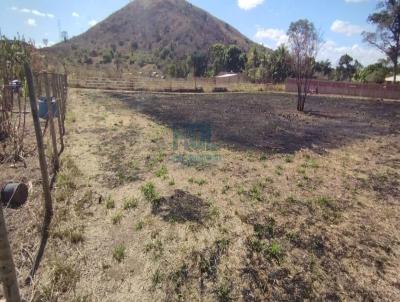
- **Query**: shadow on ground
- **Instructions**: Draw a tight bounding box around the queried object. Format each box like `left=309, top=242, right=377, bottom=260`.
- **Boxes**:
left=108, top=92, right=400, bottom=154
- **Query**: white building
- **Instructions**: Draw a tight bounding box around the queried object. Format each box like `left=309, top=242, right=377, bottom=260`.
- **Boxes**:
left=385, top=75, right=400, bottom=83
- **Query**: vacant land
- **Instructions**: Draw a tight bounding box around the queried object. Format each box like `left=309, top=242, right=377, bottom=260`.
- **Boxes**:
left=2, top=89, right=400, bottom=301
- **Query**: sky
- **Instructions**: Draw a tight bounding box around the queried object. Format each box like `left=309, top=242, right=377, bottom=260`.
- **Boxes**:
left=0, top=0, right=385, bottom=66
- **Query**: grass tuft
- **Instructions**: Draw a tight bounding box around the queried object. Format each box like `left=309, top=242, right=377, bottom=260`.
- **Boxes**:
left=105, top=195, right=115, bottom=209
left=123, top=197, right=138, bottom=210
left=141, top=182, right=159, bottom=203
left=113, top=244, right=126, bottom=262
left=111, top=212, right=123, bottom=225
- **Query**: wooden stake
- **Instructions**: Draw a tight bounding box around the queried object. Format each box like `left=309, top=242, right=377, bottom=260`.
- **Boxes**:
left=52, top=74, right=64, bottom=154
left=24, top=63, right=53, bottom=283
left=0, top=204, right=22, bottom=302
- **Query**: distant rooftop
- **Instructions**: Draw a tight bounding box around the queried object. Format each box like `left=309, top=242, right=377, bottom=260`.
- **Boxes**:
left=385, top=75, right=400, bottom=82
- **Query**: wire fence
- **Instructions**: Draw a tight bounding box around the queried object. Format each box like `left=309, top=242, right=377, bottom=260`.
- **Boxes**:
left=0, top=63, right=68, bottom=301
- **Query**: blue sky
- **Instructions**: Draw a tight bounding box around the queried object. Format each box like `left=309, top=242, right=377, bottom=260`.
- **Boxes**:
left=0, top=0, right=384, bottom=65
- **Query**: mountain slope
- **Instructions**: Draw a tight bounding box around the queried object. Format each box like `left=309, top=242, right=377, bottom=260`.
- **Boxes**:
left=49, top=0, right=254, bottom=66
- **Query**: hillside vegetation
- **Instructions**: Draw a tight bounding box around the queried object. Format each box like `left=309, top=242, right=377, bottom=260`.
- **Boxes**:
left=44, top=0, right=254, bottom=74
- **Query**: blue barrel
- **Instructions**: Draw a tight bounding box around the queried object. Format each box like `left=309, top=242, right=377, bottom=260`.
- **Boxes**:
left=38, top=97, right=59, bottom=119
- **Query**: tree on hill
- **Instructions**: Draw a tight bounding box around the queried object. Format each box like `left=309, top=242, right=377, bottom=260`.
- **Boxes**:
left=188, top=52, right=208, bottom=77
left=209, top=44, right=227, bottom=75
left=363, top=0, right=400, bottom=82
left=225, top=45, right=245, bottom=73
left=287, top=19, right=322, bottom=112
left=114, top=52, right=124, bottom=71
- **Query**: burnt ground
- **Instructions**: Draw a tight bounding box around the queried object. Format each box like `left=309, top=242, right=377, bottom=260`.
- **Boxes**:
left=108, top=91, right=400, bottom=154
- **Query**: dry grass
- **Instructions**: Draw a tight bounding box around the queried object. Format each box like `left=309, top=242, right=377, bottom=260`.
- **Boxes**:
left=2, top=88, right=399, bottom=301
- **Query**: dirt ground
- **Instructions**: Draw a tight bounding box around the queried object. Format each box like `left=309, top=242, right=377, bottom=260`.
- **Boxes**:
left=1, top=89, right=400, bottom=301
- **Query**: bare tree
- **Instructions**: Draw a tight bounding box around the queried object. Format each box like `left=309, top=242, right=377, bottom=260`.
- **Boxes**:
left=287, top=19, right=321, bottom=112
left=363, top=0, right=400, bottom=82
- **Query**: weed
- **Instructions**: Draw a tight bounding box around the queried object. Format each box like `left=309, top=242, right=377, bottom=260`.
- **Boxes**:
left=302, top=157, right=319, bottom=169
left=189, top=178, right=208, bottom=186
left=145, top=239, right=163, bottom=259
left=237, top=186, right=246, bottom=195
left=123, top=197, right=138, bottom=210
left=113, top=244, right=126, bottom=262
left=135, top=220, right=144, bottom=231
left=215, top=282, right=233, bottom=302
left=249, top=183, right=264, bottom=202
left=155, top=165, right=168, bottom=179
left=249, top=238, right=284, bottom=263
left=141, top=182, right=159, bottom=203
left=41, top=260, right=79, bottom=296
left=254, top=217, right=275, bottom=239
left=249, top=238, right=265, bottom=253
left=222, top=184, right=230, bottom=194
left=168, top=178, right=175, bottom=186
left=284, top=155, right=294, bottom=163
left=151, top=269, right=164, bottom=288
left=265, top=176, right=274, bottom=183
left=105, top=195, right=115, bottom=209
left=52, top=225, right=84, bottom=244
left=275, top=165, right=283, bottom=176
left=74, top=189, right=94, bottom=215
left=216, top=238, right=230, bottom=253
left=286, top=196, right=296, bottom=203
left=112, top=212, right=123, bottom=225
left=286, top=231, right=300, bottom=243
left=316, top=196, right=335, bottom=209
left=147, top=151, right=166, bottom=168
left=206, top=204, right=220, bottom=221
left=297, top=167, right=306, bottom=175
left=128, top=159, right=139, bottom=171
left=265, top=242, right=283, bottom=263
left=55, top=156, right=81, bottom=202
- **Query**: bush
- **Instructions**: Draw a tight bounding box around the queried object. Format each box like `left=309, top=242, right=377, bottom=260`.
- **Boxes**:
left=102, top=53, right=112, bottom=64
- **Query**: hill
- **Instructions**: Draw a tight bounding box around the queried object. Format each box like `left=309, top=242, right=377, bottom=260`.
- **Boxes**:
left=45, top=0, right=256, bottom=73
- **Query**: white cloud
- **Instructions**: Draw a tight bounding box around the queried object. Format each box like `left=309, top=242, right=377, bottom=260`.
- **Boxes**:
left=318, top=40, right=384, bottom=66
left=26, top=18, right=37, bottom=27
left=36, top=40, right=55, bottom=48
left=254, top=27, right=288, bottom=48
left=238, top=0, right=265, bottom=10
left=88, top=20, right=98, bottom=27
left=72, top=12, right=80, bottom=18
left=331, top=20, right=364, bottom=36
left=32, top=9, right=46, bottom=17
left=11, top=7, right=55, bottom=19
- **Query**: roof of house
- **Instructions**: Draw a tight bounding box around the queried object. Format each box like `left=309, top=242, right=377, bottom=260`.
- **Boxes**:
left=216, top=73, right=238, bottom=78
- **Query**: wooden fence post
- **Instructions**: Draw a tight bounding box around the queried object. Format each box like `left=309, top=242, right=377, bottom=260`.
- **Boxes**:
left=0, top=204, right=22, bottom=302
left=43, top=73, right=59, bottom=172
left=24, top=63, right=53, bottom=283
left=52, top=74, right=64, bottom=155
